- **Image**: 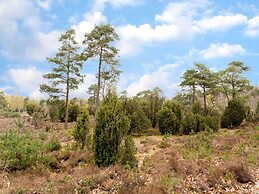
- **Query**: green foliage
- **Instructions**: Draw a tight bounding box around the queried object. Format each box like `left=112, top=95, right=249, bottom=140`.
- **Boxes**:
left=93, top=93, right=130, bottom=167
left=157, top=108, right=180, bottom=135
left=163, top=100, right=182, bottom=121
left=73, top=108, right=90, bottom=149
left=26, top=101, right=37, bottom=116
left=181, top=112, right=219, bottom=135
left=42, top=155, right=59, bottom=170
left=191, top=101, right=203, bottom=115
left=130, top=107, right=151, bottom=135
left=219, top=61, right=250, bottom=100
left=136, top=87, right=164, bottom=128
left=47, top=99, right=66, bottom=122
left=46, top=138, right=61, bottom=152
left=68, top=102, right=81, bottom=122
left=0, top=131, right=43, bottom=171
left=40, top=29, right=84, bottom=129
left=156, top=100, right=182, bottom=135
left=83, top=24, right=120, bottom=106
left=122, top=135, right=138, bottom=168
left=221, top=98, right=246, bottom=128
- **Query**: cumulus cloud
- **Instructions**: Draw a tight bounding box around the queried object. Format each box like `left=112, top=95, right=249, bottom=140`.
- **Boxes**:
left=126, top=64, right=180, bottom=97
left=117, top=0, right=249, bottom=57
left=0, top=0, right=60, bottom=61
left=200, top=43, right=246, bottom=59
left=196, top=14, right=248, bottom=32
left=72, top=11, right=107, bottom=43
left=37, top=0, right=52, bottom=11
left=245, top=16, right=259, bottom=37
left=93, top=0, right=142, bottom=11
left=7, top=67, right=46, bottom=99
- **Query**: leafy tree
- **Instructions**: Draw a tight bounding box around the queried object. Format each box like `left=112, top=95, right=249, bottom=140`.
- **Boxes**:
left=162, top=100, right=182, bottom=122
left=73, top=108, right=90, bottom=149
left=93, top=92, right=130, bottom=167
left=221, top=98, right=246, bottom=128
left=83, top=24, right=120, bottom=108
left=219, top=61, right=251, bottom=101
left=40, top=29, right=84, bottom=129
left=180, top=69, right=198, bottom=104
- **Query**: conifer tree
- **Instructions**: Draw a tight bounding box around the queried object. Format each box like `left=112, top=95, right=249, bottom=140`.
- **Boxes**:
left=73, top=108, right=90, bottom=149
left=40, top=29, right=84, bottom=129
left=83, top=24, right=120, bottom=108
left=93, top=92, right=130, bottom=167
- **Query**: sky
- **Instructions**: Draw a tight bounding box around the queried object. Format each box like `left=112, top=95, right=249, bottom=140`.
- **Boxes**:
left=0, top=0, right=259, bottom=99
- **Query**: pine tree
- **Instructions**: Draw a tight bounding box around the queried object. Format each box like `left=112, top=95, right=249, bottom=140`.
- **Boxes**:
left=40, top=29, right=84, bottom=130
left=83, top=24, right=121, bottom=108
left=93, top=92, right=130, bottom=167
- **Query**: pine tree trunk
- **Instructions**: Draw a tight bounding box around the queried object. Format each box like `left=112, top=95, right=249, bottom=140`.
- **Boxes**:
left=96, top=47, right=103, bottom=109
left=65, top=64, right=70, bottom=130
left=203, top=87, right=207, bottom=115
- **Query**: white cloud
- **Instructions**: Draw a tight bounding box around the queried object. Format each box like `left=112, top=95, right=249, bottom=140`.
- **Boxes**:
left=200, top=43, right=246, bottom=59
left=196, top=14, right=247, bottom=32
left=8, top=67, right=46, bottom=99
left=155, top=0, right=209, bottom=24
left=24, top=31, right=60, bottom=61
left=72, top=11, right=107, bottom=43
left=246, top=16, right=259, bottom=37
left=126, top=64, right=179, bottom=97
left=0, top=0, right=60, bottom=61
left=93, top=0, right=142, bottom=11
left=37, top=0, right=52, bottom=11
left=117, top=23, right=193, bottom=56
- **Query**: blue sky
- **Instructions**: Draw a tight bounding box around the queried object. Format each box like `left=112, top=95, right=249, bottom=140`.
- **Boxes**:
left=0, top=0, right=259, bottom=99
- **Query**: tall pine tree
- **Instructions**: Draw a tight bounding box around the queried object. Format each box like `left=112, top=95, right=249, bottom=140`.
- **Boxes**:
left=83, top=24, right=120, bottom=109
left=40, top=29, right=84, bottom=130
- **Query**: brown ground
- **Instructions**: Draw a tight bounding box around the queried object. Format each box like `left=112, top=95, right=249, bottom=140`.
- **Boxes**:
left=0, top=118, right=259, bottom=194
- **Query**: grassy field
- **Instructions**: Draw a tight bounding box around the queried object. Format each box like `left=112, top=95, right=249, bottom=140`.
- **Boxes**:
left=0, top=118, right=259, bottom=194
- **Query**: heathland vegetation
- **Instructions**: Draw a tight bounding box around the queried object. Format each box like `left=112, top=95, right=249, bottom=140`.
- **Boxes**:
left=0, top=24, right=258, bottom=193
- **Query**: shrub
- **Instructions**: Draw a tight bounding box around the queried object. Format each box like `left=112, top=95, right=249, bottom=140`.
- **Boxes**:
left=72, top=109, right=90, bottom=149
left=221, top=98, right=246, bottom=128
left=157, top=108, right=180, bottom=135
left=181, top=113, right=209, bottom=134
left=205, top=116, right=220, bottom=132
left=42, top=155, right=59, bottom=170
left=93, top=93, right=130, bottom=167
left=46, top=138, right=61, bottom=152
left=122, top=135, right=138, bottom=168
left=26, top=101, right=37, bottom=116
left=191, top=101, right=203, bottom=115
left=163, top=100, right=182, bottom=121
left=130, top=108, right=151, bottom=135
left=68, top=103, right=81, bottom=122
left=0, top=131, right=43, bottom=171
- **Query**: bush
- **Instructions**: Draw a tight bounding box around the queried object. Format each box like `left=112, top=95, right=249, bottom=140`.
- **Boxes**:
left=157, top=108, right=180, bottom=135
left=221, top=98, right=246, bottom=128
left=181, top=113, right=218, bottom=134
left=72, top=109, right=90, bottom=149
left=163, top=100, right=182, bottom=121
left=42, top=155, right=59, bottom=170
left=122, top=135, right=138, bottom=168
left=130, top=108, right=151, bottom=135
left=26, top=101, right=37, bottom=116
left=46, top=138, right=61, bottom=152
left=0, top=131, right=43, bottom=171
left=68, top=103, right=81, bottom=122
left=93, top=93, right=130, bottom=167
left=205, top=116, right=220, bottom=132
